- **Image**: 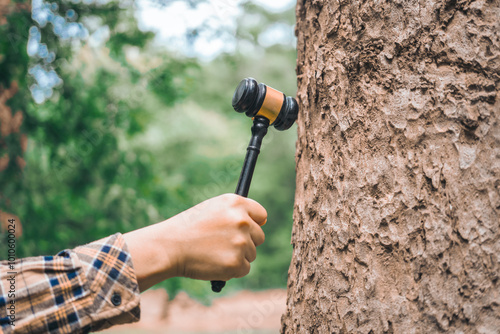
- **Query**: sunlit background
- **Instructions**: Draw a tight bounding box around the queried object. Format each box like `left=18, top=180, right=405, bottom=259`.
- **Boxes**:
left=0, top=0, right=297, bottom=310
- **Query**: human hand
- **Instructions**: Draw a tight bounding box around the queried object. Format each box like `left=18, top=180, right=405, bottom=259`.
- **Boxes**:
left=172, top=194, right=267, bottom=281
left=123, top=194, right=267, bottom=292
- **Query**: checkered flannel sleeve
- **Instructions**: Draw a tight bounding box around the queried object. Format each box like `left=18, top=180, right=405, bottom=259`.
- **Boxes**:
left=0, top=233, right=141, bottom=333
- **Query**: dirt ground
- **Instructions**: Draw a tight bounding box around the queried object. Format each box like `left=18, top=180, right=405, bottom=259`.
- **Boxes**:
left=102, top=289, right=286, bottom=334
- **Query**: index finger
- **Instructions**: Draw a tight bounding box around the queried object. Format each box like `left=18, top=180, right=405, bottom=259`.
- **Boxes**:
left=240, top=197, right=267, bottom=226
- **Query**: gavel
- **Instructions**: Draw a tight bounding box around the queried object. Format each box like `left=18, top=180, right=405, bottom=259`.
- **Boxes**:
left=211, top=77, right=299, bottom=293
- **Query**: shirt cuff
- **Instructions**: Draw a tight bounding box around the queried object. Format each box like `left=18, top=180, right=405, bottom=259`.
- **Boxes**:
left=72, top=232, right=141, bottom=331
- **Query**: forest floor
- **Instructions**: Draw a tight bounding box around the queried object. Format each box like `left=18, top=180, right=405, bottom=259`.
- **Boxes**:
left=101, top=288, right=286, bottom=334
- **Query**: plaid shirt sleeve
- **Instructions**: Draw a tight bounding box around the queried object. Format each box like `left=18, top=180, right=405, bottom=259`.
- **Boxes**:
left=0, top=233, right=141, bottom=333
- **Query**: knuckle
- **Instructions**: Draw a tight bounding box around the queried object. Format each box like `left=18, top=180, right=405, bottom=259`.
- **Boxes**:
left=232, top=235, right=248, bottom=248
left=221, top=193, right=241, bottom=206
left=235, top=263, right=251, bottom=278
left=225, top=254, right=242, bottom=271
left=236, top=218, right=250, bottom=230
left=227, top=210, right=247, bottom=227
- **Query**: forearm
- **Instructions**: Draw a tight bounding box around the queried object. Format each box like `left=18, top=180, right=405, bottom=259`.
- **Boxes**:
left=0, top=233, right=141, bottom=334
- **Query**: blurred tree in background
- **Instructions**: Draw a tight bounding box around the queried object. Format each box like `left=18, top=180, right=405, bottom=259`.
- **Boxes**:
left=0, top=0, right=296, bottom=302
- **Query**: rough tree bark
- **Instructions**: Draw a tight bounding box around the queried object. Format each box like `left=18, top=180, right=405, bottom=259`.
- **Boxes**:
left=282, top=0, right=499, bottom=333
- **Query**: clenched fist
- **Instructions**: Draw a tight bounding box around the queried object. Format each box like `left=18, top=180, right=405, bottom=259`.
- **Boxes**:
left=123, top=194, right=267, bottom=292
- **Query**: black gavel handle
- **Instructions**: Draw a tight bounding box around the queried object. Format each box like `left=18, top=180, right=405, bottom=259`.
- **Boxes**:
left=211, top=116, right=270, bottom=293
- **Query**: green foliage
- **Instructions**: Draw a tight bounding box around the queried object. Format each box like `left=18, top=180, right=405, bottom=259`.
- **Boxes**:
left=0, top=7, right=31, bottom=201
left=0, top=0, right=297, bottom=302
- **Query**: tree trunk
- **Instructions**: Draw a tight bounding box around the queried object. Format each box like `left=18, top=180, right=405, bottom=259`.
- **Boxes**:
left=282, top=0, right=499, bottom=333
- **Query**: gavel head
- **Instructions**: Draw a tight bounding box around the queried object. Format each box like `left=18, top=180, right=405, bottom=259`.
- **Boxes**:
left=231, top=77, right=299, bottom=131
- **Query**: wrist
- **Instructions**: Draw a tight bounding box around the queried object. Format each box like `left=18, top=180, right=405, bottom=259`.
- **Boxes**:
left=123, top=220, right=181, bottom=292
